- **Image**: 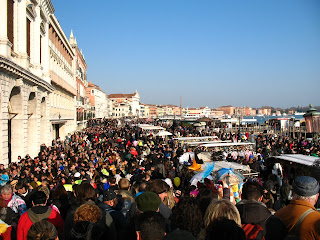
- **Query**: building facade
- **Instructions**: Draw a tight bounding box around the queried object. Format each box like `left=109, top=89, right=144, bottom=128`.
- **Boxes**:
left=70, top=31, right=88, bottom=130
left=139, top=103, right=149, bottom=118
left=218, top=106, right=235, bottom=116
left=87, top=82, right=108, bottom=119
left=0, top=0, right=55, bottom=164
left=108, top=91, right=140, bottom=118
left=48, top=14, right=76, bottom=140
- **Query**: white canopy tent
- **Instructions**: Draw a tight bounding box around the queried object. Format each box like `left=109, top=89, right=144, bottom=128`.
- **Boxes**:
left=136, top=124, right=165, bottom=130
left=186, top=140, right=232, bottom=146
left=173, top=136, right=219, bottom=141
left=155, top=130, right=173, bottom=137
left=202, top=142, right=255, bottom=148
left=273, top=154, right=320, bottom=167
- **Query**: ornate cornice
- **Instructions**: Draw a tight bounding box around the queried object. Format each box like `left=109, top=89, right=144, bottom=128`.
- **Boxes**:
left=0, top=55, right=54, bottom=92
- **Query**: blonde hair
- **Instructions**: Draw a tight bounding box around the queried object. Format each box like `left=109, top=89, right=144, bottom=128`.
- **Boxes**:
left=74, top=204, right=102, bottom=223
left=204, top=199, right=241, bottom=227
left=164, top=189, right=176, bottom=209
left=38, top=186, right=50, bottom=199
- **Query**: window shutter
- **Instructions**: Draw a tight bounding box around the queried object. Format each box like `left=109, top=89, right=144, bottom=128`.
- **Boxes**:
left=7, top=0, right=14, bottom=50
left=27, top=18, right=31, bottom=57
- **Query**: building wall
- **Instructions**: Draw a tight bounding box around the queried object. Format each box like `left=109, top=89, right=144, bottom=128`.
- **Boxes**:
left=218, top=106, right=235, bottom=116
left=0, top=0, right=54, bottom=165
left=48, top=15, right=76, bottom=139
left=71, top=34, right=88, bottom=129
left=94, top=89, right=108, bottom=118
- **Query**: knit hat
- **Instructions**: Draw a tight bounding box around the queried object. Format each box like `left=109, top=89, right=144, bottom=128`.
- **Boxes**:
left=136, top=192, right=161, bottom=212
left=292, top=176, right=319, bottom=197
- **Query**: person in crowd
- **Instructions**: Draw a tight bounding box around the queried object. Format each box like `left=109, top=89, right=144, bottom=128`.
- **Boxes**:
left=236, top=181, right=272, bottom=233
left=63, top=182, right=117, bottom=240
left=115, top=178, right=134, bottom=219
left=15, top=181, right=34, bottom=209
left=135, top=211, right=166, bottom=240
left=201, top=218, right=246, bottom=240
left=275, top=176, right=320, bottom=240
left=170, top=196, right=203, bottom=238
left=70, top=203, right=105, bottom=240
left=204, top=199, right=242, bottom=227
left=0, top=195, right=18, bottom=226
left=1, top=184, right=27, bottom=217
left=98, top=188, right=126, bottom=237
left=236, top=180, right=287, bottom=240
left=145, top=180, right=172, bottom=219
left=196, top=187, right=218, bottom=216
left=26, top=220, right=58, bottom=240
left=17, top=191, right=64, bottom=240
left=51, top=184, right=71, bottom=220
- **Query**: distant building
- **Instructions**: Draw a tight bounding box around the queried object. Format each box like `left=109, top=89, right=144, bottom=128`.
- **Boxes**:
left=218, top=106, right=235, bottom=116
left=87, top=82, right=108, bottom=119
left=139, top=103, right=150, bottom=118
left=210, top=109, right=224, bottom=117
left=147, top=104, right=158, bottom=118
left=257, top=107, right=272, bottom=116
left=108, top=91, right=140, bottom=118
left=70, top=31, right=88, bottom=130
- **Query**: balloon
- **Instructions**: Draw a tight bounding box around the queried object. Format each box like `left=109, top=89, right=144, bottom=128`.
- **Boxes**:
left=174, top=177, right=181, bottom=187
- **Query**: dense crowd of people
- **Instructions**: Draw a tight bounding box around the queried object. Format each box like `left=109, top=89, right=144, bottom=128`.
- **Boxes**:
left=0, top=118, right=319, bottom=240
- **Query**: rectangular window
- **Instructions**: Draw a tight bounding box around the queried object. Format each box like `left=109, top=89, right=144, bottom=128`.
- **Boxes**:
left=27, top=18, right=31, bottom=57
left=7, top=0, right=14, bottom=50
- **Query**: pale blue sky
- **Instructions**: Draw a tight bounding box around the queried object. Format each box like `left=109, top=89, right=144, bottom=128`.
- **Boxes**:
left=52, top=0, right=320, bottom=109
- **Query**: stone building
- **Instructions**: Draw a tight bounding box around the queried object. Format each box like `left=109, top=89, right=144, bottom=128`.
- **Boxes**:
left=70, top=31, right=88, bottom=130
left=0, top=0, right=55, bottom=164
left=147, top=104, right=158, bottom=118
left=87, top=82, right=109, bottom=119
left=48, top=14, right=76, bottom=140
left=139, top=103, right=149, bottom=118
left=218, top=105, right=235, bottom=116
left=108, top=91, right=140, bottom=118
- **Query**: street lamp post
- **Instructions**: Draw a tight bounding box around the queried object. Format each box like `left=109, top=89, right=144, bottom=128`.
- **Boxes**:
left=303, top=104, right=320, bottom=141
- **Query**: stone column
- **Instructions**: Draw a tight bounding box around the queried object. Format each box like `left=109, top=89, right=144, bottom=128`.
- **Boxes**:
left=30, top=5, right=42, bottom=77
left=14, top=0, right=29, bottom=68
left=42, top=22, right=50, bottom=83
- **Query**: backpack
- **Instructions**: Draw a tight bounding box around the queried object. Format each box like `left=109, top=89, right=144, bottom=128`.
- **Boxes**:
left=242, top=223, right=265, bottom=240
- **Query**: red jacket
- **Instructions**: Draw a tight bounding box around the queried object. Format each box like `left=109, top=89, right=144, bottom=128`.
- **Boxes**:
left=17, top=206, right=64, bottom=240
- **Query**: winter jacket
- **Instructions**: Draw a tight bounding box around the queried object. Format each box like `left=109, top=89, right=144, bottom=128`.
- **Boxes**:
left=275, top=200, right=320, bottom=240
left=236, top=200, right=271, bottom=235
left=17, top=206, right=64, bottom=240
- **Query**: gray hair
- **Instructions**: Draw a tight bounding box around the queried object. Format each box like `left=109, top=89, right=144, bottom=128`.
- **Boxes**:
left=0, top=184, right=13, bottom=194
left=292, top=192, right=318, bottom=202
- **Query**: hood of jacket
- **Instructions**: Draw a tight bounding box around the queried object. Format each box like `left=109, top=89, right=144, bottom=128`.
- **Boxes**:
left=236, top=200, right=271, bottom=225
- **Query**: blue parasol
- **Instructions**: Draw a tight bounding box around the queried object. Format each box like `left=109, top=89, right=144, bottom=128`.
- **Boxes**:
left=216, top=168, right=245, bottom=185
